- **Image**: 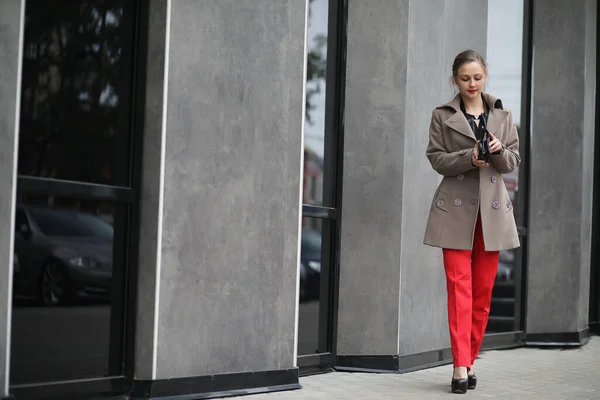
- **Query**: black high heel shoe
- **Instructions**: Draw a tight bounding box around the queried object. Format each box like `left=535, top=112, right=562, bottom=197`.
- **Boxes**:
left=468, top=374, right=477, bottom=389
left=467, top=368, right=477, bottom=389
left=451, top=377, right=468, bottom=394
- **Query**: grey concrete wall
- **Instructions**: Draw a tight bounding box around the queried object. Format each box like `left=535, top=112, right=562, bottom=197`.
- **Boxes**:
left=579, top=0, right=596, bottom=332
left=398, top=0, right=488, bottom=357
left=442, top=0, right=488, bottom=67
left=337, top=0, right=409, bottom=356
left=526, top=0, right=596, bottom=335
left=0, top=0, right=24, bottom=396
left=337, top=0, right=488, bottom=357
left=134, top=0, right=306, bottom=379
left=134, top=0, right=169, bottom=381
left=399, top=0, right=446, bottom=356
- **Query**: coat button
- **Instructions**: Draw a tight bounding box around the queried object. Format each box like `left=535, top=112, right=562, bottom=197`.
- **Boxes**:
left=457, top=174, right=464, bottom=181
left=437, top=199, right=445, bottom=207
left=492, top=200, right=500, bottom=209
left=506, top=199, right=512, bottom=209
left=491, top=176, right=497, bottom=183
left=454, top=199, right=462, bottom=207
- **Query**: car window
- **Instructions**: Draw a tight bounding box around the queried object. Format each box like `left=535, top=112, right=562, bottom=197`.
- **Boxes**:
left=301, top=230, right=322, bottom=252
left=28, top=207, right=114, bottom=239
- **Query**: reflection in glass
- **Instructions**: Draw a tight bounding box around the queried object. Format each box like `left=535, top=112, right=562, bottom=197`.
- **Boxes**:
left=10, top=195, right=127, bottom=384
left=298, top=219, right=323, bottom=355
left=13, top=204, right=114, bottom=306
left=485, top=0, right=524, bottom=333
left=18, top=0, right=136, bottom=186
left=303, top=0, right=329, bottom=207
left=488, top=155, right=519, bottom=332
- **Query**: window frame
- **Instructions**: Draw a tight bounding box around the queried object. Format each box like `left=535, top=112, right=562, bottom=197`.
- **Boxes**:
left=8, top=0, right=149, bottom=398
left=297, top=0, right=348, bottom=374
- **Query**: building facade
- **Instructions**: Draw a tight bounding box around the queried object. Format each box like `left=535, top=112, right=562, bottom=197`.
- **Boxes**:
left=0, top=0, right=598, bottom=399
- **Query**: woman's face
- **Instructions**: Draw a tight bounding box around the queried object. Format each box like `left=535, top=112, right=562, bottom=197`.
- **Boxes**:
left=454, top=61, right=487, bottom=100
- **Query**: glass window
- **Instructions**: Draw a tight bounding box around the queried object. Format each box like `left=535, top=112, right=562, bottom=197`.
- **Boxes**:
left=10, top=0, right=138, bottom=387
left=28, top=207, right=114, bottom=238
left=298, top=0, right=343, bottom=361
left=298, top=218, right=324, bottom=355
left=18, top=0, right=137, bottom=186
left=486, top=0, right=524, bottom=225
left=11, top=194, right=128, bottom=384
left=303, top=0, right=329, bottom=207
left=485, top=0, right=525, bottom=333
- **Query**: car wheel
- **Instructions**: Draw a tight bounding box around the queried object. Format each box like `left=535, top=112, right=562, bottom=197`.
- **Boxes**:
left=38, top=261, right=70, bottom=306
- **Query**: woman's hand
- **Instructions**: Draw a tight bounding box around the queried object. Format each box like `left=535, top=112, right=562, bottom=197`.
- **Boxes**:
left=489, top=133, right=503, bottom=154
left=471, top=142, right=489, bottom=168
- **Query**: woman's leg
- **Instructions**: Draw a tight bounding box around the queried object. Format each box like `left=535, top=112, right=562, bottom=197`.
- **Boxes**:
left=470, top=214, right=500, bottom=367
left=443, top=247, right=473, bottom=371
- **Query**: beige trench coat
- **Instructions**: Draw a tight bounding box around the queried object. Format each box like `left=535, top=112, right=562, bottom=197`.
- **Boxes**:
left=423, top=93, right=520, bottom=251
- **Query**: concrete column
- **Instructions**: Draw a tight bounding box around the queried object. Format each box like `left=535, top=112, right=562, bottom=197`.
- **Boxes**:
left=336, top=0, right=409, bottom=366
left=133, top=0, right=170, bottom=382
left=133, top=0, right=306, bottom=398
left=525, top=0, right=596, bottom=345
left=336, top=0, right=487, bottom=371
left=0, top=0, right=24, bottom=398
left=399, top=0, right=488, bottom=361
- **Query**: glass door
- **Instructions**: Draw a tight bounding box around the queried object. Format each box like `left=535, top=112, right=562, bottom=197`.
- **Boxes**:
left=297, top=0, right=347, bottom=373
left=484, top=0, right=531, bottom=341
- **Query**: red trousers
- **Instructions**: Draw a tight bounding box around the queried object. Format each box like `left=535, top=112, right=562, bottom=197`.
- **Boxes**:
left=442, top=214, right=499, bottom=367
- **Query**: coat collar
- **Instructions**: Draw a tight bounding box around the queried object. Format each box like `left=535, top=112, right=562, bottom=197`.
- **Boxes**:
left=438, top=92, right=510, bottom=140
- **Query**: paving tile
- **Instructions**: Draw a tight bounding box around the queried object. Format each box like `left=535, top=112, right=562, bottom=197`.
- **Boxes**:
left=228, top=336, right=600, bottom=399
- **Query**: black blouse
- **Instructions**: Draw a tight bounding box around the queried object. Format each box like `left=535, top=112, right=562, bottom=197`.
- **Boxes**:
left=460, top=95, right=489, bottom=141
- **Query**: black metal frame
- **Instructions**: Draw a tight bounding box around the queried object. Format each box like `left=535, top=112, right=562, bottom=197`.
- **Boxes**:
left=8, top=0, right=149, bottom=398
left=302, top=205, right=339, bottom=219
left=334, top=331, right=526, bottom=375
left=480, top=0, right=533, bottom=346
left=525, top=329, right=591, bottom=346
left=297, top=0, right=348, bottom=373
left=131, top=369, right=300, bottom=400
left=489, top=0, right=533, bottom=342
left=9, top=377, right=127, bottom=400
left=122, top=0, right=149, bottom=385
left=515, top=0, right=533, bottom=334
left=16, top=177, right=134, bottom=202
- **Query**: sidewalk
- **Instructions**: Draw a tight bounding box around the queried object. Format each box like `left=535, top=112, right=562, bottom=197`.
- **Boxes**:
left=237, top=336, right=600, bottom=399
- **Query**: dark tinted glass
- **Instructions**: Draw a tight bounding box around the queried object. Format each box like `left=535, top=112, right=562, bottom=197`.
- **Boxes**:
left=18, top=0, right=137, bottom=186
left=28, top=207, right=114, bottom=238
left=11, top=194, right=128, bottom=384
left=298, top=218, right=323, bottom=355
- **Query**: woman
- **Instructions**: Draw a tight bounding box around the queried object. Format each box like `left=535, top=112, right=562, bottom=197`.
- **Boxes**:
left=423, top=49, right=520, bottom=394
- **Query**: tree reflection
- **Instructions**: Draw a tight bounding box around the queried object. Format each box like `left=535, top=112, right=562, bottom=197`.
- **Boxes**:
left=306, top=0, right=327, bottom=125
left=18, top=0, right=135, bottom=186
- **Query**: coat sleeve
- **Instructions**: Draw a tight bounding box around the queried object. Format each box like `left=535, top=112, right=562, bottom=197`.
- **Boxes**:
left=426, top=110, right=476, bottom=176
left=490, top=110, right=521, bottom=174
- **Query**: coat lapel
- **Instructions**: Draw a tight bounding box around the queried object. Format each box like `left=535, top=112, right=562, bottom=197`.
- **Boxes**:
left=485, top=108, right=510, bottom=135
left=440, top=93, right=510, bottom=140
left=442, top=94, right=476, bottom=140
left=444, top=112, right=476, bottom=140
left=482, top=92, right=509, bottom=135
